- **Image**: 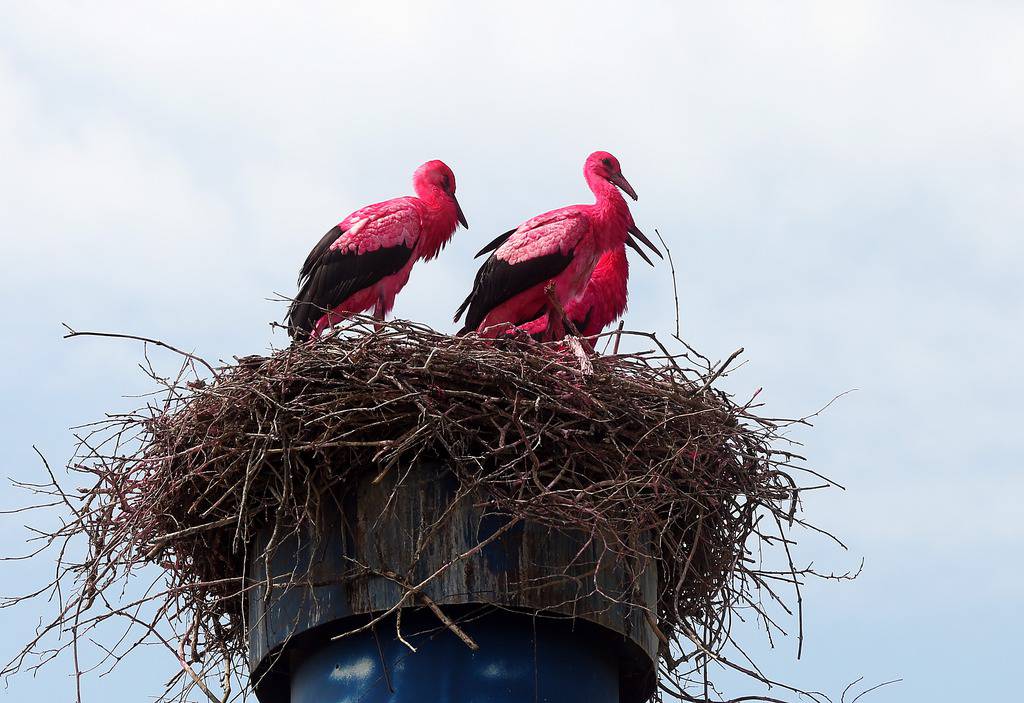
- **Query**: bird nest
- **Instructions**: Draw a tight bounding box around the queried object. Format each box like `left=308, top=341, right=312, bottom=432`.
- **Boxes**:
left=4, top=318, right=847, bottom=703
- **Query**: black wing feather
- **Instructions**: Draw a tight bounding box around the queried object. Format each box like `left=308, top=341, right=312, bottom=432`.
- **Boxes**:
left=298, top=225, right=345, bottom=286
left=287, top=228, right=413, bottom=340
left=454, top=249, right=574, bottom=333
left=474, top=228, right=517, bottom=259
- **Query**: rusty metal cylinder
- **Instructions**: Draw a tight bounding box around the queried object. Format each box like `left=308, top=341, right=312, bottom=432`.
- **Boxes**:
left=247, top=460, right=658, bottom=702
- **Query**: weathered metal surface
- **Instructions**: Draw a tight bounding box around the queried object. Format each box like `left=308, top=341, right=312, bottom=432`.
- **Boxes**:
left=289, top=610, right=620, bottom=703
left=247, top=460, right=658, bottom=702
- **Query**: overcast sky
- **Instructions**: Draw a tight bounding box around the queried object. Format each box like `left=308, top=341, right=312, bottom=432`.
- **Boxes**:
left=1, top=2, right=1021, bottom=701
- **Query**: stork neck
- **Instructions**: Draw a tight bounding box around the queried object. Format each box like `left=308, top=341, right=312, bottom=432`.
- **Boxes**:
left=417, top=187, right=459, bottom=261
left=585, top=172, right=632, bottom=250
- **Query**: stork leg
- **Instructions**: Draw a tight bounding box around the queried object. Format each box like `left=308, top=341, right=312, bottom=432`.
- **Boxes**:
left=309, top=314, right=329, bottom=343
left=541, top=283, right=566, bottom=342
left=543, top=306, right=565, bottom=342
left=372, top=296, right=386, bottom=332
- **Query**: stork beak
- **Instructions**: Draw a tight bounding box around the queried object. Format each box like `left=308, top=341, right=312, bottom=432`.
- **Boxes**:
left=625, top=234, right=655, bottom=266
left=454, top=196, right=469, bottom=229
left=627, top=223, right=663, bottom=261
left=610, top=173, right=638, bottom=201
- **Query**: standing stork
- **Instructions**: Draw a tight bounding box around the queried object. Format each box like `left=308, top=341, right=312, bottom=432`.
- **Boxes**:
left=287, top=160, right=467, bottom=341
left=514, top=233, right=653, bottom=344
left=454, top=151, right=660, bottom=337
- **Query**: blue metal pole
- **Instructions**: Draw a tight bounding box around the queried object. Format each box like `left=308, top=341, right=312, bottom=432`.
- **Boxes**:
left=290, top=611, right=620, bottom=703
left=248, top=462, right=656, bottom=702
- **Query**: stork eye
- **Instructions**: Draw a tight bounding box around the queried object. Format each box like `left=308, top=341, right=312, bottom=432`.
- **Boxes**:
left=441, top=175, right=451, bottom=191
left=601, top=158, right=613, bottom=169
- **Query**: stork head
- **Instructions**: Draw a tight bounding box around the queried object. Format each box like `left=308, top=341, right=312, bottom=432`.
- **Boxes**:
left=586, top=152, right=662, bottom=262
left=414, top=160, right=468, bottom=228
left=586, top=151, right=638, bottom=201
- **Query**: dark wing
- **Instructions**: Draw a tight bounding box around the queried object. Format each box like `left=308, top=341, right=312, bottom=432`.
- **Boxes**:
left=474, top=228, right=517, bottom=259
left=287, top=227, right=414, bottom=340
left=454, top=249, right=574, bottom=333
left=298, top=225, right=344, bottom=286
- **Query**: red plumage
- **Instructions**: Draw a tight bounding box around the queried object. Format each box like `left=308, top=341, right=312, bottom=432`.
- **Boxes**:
left=288, top=160, right=467, bottom=340
left=455, top=151, right=660, bottom=338
left=517, top=245, right=631, bottom=339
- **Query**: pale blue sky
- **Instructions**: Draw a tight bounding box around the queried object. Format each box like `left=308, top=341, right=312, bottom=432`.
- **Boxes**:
left=1, top=2, right=1021, bottom=701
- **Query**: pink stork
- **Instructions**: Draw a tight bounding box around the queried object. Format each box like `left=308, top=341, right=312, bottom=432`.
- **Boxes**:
left=287, top=160, right=467, bottom=340
left=454, top=151, right=660, bottom=337
left=515, top=236, right=652, bottom=343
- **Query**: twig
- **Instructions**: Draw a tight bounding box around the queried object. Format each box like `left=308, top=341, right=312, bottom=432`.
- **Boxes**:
left=62, top=325, right=218, bottom=377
